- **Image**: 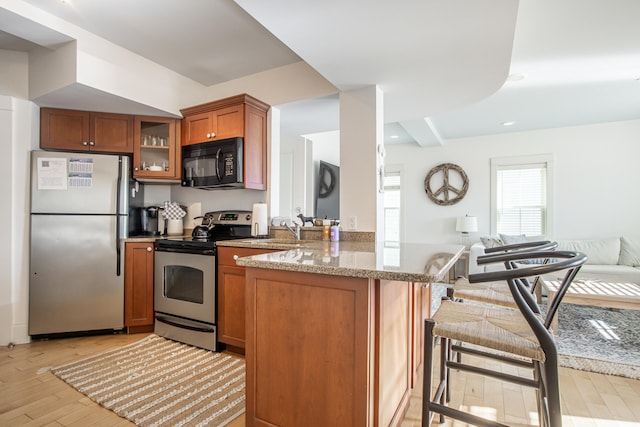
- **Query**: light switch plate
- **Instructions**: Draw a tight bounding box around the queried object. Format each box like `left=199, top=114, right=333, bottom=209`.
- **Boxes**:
left=348, top=215, right=357, bottom=230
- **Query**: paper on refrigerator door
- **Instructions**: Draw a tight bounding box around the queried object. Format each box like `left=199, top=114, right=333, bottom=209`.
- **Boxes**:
left=68, top=158, right=94, bottom=188
left=37, top=158, right=67, bottom=190
left=37, top=157, right=96, bottom=190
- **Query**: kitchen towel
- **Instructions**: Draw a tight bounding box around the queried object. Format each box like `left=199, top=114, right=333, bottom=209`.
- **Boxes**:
left=251, top=203, right=268, bottom=236
left=162, top=201, right=186, bottom=220
left=163, top=201, right=186, bottom=235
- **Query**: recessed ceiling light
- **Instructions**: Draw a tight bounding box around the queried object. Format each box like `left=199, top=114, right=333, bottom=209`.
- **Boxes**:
left=390, top=135, right=399, bottom=139
left=501, top=121, right=516, bottom=126
left=507, top=73, right=526, bottom=82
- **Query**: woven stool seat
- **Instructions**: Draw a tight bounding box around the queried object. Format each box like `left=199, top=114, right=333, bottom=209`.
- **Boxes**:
left=433, top=299, right=546, bottom=362
left=452, top=241, right=557, bottom=308
left=451, top=277, right=518, bottom=308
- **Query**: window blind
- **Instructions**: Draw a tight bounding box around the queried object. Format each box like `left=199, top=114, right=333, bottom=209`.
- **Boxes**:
left=383, top=171, right=401, bottom=244
left=496, top=164, right=547, bottom=236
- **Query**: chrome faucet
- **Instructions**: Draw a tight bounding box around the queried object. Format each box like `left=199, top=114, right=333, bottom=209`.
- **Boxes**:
left=281, top=220, right=301, bottom=240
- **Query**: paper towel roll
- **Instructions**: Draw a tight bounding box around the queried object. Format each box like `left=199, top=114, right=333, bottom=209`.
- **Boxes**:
left=251, top=203, right=268, bottom=237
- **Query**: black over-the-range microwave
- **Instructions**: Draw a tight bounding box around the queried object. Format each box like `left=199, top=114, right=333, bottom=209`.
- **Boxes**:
left=181, top=137, right=244, bottom=189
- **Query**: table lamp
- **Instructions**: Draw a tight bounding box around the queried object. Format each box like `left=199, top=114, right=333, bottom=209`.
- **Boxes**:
left=456, top=215, right=478, bottom=248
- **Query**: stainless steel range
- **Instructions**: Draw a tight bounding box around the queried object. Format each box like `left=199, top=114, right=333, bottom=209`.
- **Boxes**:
left=154, top=210, right=252, bottom=351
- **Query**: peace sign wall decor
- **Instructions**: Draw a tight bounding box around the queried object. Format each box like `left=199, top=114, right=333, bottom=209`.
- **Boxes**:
left=424, top=163, right=469, bottom=206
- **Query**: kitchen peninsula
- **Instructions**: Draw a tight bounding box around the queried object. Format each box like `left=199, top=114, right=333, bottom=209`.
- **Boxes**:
left=220, top=239, right=463, bottom=427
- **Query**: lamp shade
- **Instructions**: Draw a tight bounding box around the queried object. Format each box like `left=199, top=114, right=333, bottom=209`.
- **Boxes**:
left=456, top=215, right=478, bottom=234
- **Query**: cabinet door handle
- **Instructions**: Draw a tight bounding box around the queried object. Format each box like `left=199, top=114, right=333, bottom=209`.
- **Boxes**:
left=82, top=141, right=89, bottom=146
left=215, top=148, right=222, bottom=181
left=89, top=141, right=95, bottom=146
left=147, top=246, right=153, bottom=252
left=233, top=255, right=239, bottom=260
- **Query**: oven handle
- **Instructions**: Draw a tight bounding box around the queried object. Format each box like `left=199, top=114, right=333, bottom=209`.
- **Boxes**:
left=154, top=246, right=215, bottom=255
left=156, top=314, right=216, bottom=333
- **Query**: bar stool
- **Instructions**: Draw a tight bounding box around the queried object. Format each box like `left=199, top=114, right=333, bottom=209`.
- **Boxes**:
left=423, top=250, right=586, bottom=427
left=451, top=240, right=558, bottom=308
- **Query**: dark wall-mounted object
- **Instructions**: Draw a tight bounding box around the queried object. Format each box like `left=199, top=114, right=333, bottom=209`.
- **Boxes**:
left=316, top=160, right=340, bottom=219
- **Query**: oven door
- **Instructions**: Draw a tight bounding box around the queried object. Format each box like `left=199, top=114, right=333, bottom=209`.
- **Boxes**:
left=154, top=251, right=216, bottom=324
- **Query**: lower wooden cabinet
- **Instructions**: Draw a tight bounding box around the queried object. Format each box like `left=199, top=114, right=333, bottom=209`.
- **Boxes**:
left=124, top=242, right=155, bottom=332
left=243, top=268, right=429, bottom=427
left=217, top=246, right=276, bottom=351
left=411, top=281, right=431, bottom=388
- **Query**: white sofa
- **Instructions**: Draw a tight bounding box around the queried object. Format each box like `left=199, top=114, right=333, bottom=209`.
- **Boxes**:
left=469, top=236, right=640, bottom=284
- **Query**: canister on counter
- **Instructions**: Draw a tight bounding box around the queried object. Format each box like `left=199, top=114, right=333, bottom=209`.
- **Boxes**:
left=330, top=225, right=340, bottom=241
left=322, top=220, right=331, bottom=241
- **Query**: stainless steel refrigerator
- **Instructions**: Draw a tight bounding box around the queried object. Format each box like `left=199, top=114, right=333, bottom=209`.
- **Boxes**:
left=29, top=150, right=143, bottom=337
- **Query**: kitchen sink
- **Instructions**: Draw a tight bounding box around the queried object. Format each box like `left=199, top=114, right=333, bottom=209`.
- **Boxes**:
left=245, top=238, right=310, bottom=248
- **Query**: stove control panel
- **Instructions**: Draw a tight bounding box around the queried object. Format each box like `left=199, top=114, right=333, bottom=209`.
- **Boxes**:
left=205, top=210, right=252, bottom=226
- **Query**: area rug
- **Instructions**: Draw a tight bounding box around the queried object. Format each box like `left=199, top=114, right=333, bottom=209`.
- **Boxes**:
left=432, top=284, right=640, bottom=380
left=553, top=303, right=640, bottom=379
left=51, top=334, right=245, bottom=427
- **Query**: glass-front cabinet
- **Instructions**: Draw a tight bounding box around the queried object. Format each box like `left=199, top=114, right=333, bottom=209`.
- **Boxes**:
left=133, top=116, right=181, bottom=180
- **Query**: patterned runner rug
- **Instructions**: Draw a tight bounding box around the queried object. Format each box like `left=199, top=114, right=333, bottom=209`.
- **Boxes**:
left=51, top=334, right=245, bottom=427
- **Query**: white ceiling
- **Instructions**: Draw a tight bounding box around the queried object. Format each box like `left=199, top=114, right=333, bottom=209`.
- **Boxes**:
left=3, top=0, right=640, bottom=145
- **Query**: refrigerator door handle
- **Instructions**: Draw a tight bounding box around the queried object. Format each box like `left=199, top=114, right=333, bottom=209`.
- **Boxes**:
left=115, top=156, right=123, bottom=276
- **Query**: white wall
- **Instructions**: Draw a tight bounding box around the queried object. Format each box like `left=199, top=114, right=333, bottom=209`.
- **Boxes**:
left=0, top=50, right=28, bottom=98
left=279, top=135, right=313, bottom=221
left=205, top=61, right=338, bottom=109
left=340, top=86, right=384, bottom=234
left=385, top=119, right=640, bottom=245
left=0, top=95, right=38, bottom=346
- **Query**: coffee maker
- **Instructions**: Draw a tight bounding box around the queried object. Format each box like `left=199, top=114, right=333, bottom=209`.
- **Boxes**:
left=141, top=206, right=161, bottom=235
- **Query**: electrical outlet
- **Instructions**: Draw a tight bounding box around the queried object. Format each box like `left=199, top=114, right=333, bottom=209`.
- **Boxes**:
left=348, top=215, right=357, bottom=230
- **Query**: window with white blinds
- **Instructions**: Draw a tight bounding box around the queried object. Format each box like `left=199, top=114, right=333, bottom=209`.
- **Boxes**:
left=383, top=170, right=401, bottom=245
left=491, top=155, right=553, bottom=237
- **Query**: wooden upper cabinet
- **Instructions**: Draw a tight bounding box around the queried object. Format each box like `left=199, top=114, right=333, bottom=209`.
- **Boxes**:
left=181, top=94, right=269, bottom=190
left=182, top=111, right=214, bottom=145
left=133, top=116, right=181, bottom=180
left=212, top=104, right=245, bottom=140
left=40, top=108, right=134, bottom=153
left=181, top=94, right=267, bottom=144
left=244, top=103, right=268, bottom=190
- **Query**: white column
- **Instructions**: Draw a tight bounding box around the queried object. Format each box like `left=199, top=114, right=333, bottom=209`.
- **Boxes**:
left=0, top=97, right=13, bottom=345
left=0, top=96, right=36, bottom=346
left=339, top=86, right=384, bottom=240
left=267, top=106, right=281, bottom=218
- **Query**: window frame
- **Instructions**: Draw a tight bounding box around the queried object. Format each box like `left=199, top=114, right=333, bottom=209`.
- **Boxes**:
left=490, top=154, right=554, bottom=238
left=383, top=165, right=404, bottom=245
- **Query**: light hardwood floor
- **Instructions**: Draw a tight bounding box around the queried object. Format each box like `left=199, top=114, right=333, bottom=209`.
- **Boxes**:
left=1, top=333, right=639, bottom=426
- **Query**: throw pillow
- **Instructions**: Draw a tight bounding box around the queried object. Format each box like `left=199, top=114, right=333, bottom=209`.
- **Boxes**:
left=619, top=237, right=640, bottom=267
left=499, top=234, right=527, bottom=245
left=498, top=233, right=547, bottom=264
left=480, top=236, right=504, bottom=248
left=556, top=238, right=620, bottom=265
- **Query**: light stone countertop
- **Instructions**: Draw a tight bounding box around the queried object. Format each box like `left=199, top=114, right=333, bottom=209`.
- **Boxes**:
left=220, top=239, right=464, bottom=283
left=124, top=236, right=159, bottom=243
